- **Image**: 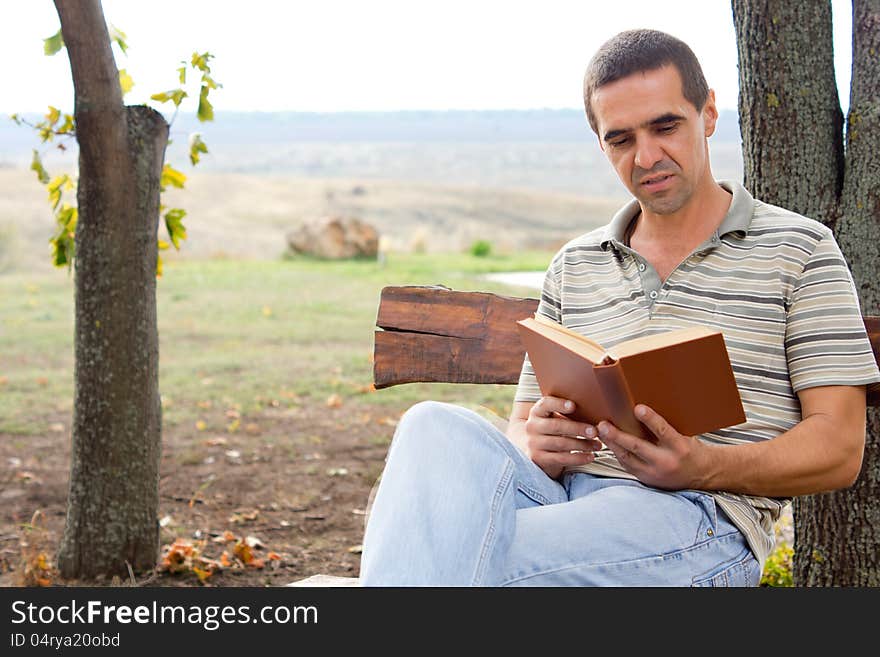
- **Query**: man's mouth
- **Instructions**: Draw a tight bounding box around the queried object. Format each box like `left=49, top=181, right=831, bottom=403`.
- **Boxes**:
left=640, top=174, right=674, bottom=187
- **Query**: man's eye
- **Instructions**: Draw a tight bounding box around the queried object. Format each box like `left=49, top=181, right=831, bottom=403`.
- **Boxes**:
left=610, top=138, right=630, bottom=148
left=658, top=124, right=678, bottom=133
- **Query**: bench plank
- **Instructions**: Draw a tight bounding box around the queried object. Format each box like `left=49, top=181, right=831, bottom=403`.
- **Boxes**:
left=374, top=286, right=880, bottom=406
left=373, top=285, right=538, bottom=388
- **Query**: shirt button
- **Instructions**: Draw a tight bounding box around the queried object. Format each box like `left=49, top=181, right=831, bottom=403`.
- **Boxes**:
left=649, top=290, right=658, bottom=300
left=638, top=262, right=646, bottom=272
left=707, top=528, right=714, bottom=537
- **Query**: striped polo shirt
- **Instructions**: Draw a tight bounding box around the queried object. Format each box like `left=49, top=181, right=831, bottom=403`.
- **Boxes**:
left=514, top=179, right=880, bottom=566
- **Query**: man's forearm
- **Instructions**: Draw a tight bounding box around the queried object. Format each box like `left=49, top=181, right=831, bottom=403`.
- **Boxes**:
left=697, top=413, right=864, bottom=498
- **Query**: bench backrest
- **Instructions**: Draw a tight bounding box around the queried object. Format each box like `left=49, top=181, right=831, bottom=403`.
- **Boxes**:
left=373, top=285, right=880, bottom=406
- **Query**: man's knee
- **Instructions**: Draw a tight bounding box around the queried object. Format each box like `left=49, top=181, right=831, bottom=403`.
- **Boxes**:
left=389, top=400, right=499, bottom=460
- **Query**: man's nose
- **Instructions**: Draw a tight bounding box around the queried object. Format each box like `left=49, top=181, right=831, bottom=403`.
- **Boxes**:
left=634, top=136, right=664, bottom=171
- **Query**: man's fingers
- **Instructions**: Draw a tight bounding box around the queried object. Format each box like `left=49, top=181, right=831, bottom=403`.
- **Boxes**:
left=634, top=404, right=676, bottom=443
left=533, top=396, right=576, bottom=418
left=541, top=435, right=604, bottom=454
left=541, top=449, right=595, bottom=468
left=598, top=420, right=653, bottom=463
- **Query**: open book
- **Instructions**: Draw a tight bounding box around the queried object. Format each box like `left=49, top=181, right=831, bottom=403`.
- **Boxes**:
left=516, top=314, right=746, bottom=440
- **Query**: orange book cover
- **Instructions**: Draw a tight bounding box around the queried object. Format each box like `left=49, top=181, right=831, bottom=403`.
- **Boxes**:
left=516, top=316, right=746, bottom=440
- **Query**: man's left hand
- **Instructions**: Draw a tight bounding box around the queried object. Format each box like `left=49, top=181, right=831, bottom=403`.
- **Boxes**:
left=597, top=404, right=711, bottom=490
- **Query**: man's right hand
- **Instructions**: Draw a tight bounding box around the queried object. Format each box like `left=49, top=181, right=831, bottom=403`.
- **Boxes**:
left=507, top=396, right=603, bottom=479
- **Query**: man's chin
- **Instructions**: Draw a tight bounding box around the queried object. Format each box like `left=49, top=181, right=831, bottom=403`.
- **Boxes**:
left=633, top=189, right=688, bottom=215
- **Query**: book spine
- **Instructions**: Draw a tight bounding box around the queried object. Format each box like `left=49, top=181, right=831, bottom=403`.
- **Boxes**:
left=593, top=360, right=653, bottom=441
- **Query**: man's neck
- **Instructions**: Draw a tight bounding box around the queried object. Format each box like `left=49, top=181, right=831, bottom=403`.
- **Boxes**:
left=632, top=178, right=732, bottom=252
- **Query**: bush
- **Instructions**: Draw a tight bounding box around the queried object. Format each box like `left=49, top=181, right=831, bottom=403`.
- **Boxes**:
left=760, top=543, right=793, bottom=586
left=469, top=240, right=492, bottom=257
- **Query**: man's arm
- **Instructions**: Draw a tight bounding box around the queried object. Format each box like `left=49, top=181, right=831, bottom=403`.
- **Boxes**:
left=597, top=384, right=867, bottom=497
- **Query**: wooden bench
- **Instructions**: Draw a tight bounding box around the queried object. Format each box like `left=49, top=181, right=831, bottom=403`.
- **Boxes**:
left=373, top=284, right=880, bottom=406
left=288, top=284, right=880, bottom=587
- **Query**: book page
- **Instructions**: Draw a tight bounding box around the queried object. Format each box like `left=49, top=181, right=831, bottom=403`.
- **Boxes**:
left=606, top=326, right=718, bottom=360
left=531, top=314, right=606, bottom=362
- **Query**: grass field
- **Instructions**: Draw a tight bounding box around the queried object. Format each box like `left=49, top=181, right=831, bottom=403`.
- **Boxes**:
left=0, top=251, right=552, bottom=439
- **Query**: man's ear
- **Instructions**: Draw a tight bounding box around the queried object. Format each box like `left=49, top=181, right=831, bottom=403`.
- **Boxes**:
left=703, top=89, right=719, bottom=138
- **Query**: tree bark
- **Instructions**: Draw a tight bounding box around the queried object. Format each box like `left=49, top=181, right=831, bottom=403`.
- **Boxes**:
left=733, top=0, right=844, bottom=229
left=733, top=0, right=880, bottom=585
left=54, top=0, right=169, bottom=578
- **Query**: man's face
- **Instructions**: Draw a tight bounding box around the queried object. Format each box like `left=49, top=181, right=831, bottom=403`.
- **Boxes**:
left=590, top=65, right=717, bottom=215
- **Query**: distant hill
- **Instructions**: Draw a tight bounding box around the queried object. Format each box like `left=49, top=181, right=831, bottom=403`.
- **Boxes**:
left=0, top=109, right=743, bottom=198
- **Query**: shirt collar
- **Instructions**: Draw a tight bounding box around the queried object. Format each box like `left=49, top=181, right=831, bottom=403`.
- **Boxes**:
left=600, top=179, right=754, bottom=252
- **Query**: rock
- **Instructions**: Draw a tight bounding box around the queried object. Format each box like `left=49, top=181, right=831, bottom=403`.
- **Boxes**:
left=286, top=216, right=379, bottom=259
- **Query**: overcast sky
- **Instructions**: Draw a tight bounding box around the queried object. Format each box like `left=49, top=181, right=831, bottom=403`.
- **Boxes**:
left=2, top=0, right=854, bottom=114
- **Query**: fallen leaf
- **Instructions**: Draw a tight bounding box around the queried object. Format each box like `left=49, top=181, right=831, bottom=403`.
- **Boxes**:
left=203, top=437, right=228, bottom=446
left=244, top=535, right=265, bottom=549
left=326, top=394, right=343, bottom=408
left=159, top=515, right=174, bottom=527
left=49, top=423, right=64, bottom=432
left=326, top=467, right=348, bottom=476
left=347, top=545, right=363, bottom=554
left=195, top=420, right=207, bottom=431
left=228, top=509, right=259, bottom=524
left=244, top=423, right=260, bottom=435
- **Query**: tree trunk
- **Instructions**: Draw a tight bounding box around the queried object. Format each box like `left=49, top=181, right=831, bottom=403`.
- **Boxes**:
left=818, top=0, right=880, bottom=587
left=54, top=0, right=169, bottom=578
left=733, top=0, right=880, bottom=585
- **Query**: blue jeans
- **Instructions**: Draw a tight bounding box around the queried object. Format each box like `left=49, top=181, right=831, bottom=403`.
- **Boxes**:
left=359, top=401, right=762, bottom=586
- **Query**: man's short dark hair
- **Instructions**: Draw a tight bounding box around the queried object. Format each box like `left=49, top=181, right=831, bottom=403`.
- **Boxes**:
left=583, top=29, right=709, bottom=134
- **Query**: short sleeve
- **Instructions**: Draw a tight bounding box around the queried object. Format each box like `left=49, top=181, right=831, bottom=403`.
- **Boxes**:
left=785, top=232, right=880, bottom=393
left=513, top=257, right=563, bottom=403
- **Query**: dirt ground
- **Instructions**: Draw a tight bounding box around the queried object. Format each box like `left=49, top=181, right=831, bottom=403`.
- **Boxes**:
left=0, top=397, right=403, bottom=588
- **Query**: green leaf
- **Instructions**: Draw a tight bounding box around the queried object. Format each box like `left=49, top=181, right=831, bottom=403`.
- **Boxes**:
left=118, top=69, right=134, bottom=96
left=156, top=253, right=164, bottom=277
left=164, top=208, right=188, bottom=249
left=197, top=86, right=214, bottom=122
left=50, top=204, right=77, bottom=270
left=47, top=174, right=70, bottom=209
left=191, top=51, right=213, bottom=72
left=57, top=114, right=75, bottom=134
left=58, top=204, right=77, bottom=233
left=201, top=74, right=220, bottom=90
left=160, top=164, right=187, bottom=190
left=188, top=133, right=209, bottom=165
left=109, top=25, right=128, bottom=55
left=177, top=64, right=186, bottom=85
left=43, top=30, right=64, bottom=56
left=30, top=150, right=50, bottom=184
left=151, top=89, right=187, bottom=106
left=45, top=106, right=60, bottom=126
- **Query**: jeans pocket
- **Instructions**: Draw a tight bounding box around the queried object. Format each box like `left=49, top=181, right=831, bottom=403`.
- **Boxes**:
left=691, top=546, right=761, bottom=587
left=676, top=490, right=718, bottom=544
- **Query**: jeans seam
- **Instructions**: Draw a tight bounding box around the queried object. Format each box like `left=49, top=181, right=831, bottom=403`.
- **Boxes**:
left=499, top=528, right=744, bottom=586
left=472, top=458, right=515, bottom=586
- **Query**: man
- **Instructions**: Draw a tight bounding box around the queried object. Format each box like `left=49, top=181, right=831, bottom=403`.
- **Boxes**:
left=359, top=29, right=880, bottom=586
